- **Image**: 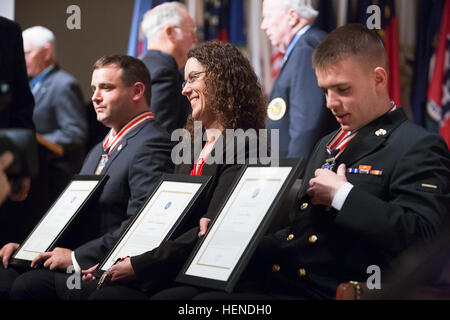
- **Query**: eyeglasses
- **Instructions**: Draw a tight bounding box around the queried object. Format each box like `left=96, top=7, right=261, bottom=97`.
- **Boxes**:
left=174, top=25, right=198, bottom=37
left=24, top=47, right=42, bottom=57
left=182, top=71, right=205, bottom=89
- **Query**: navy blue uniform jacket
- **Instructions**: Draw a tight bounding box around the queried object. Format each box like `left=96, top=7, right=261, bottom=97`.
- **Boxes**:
left=253, top=108, right=450, bottom=299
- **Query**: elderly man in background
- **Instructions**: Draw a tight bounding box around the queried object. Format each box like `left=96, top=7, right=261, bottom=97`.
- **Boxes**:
left=22, top=26, right=87, bottom=203
left=141, top=1, right=197, bottom=134
left=261, top=0, right=336, bottom=160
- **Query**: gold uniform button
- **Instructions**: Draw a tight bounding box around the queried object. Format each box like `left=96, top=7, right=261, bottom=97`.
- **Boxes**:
left=298, top=268, right=307, bottom=277
left=286, top=234, right=294, bottom=241
left=300, top=203, right=308, bottom=211
left=308, top=235, right=318, bottom=243
left=272, top=264, right=280, bottom=272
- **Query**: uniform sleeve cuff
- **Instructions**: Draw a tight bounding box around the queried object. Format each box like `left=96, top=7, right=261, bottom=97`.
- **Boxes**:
left=331, top=182, right=354, bottom=211
left=71, top=251, right=81, bottom=273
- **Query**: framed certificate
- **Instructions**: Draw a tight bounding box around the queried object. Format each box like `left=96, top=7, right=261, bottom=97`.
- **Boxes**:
left=10, top=175, right=107, bottom=267
left=176, top=158, right=303, bottom=292
left=94, top=174, right=211, bottom=277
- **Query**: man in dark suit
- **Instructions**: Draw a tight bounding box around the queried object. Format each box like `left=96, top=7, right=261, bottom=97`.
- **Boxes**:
left=262, top=0, right=336, bottom=159
left=0, top=55, right=174, bottom=299
left=167, top=24, right=450, bottom=300
left=141, top=2, right=197, bottom=134
left=22, top=26, right=87, bottom=203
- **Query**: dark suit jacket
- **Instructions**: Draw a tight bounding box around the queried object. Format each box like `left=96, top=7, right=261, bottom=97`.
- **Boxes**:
left=266, top=26, right=336, bottom=159
left=32, top=65, right=87, bottom=154
left=255, top=108, right=450, bottom=299
left=142, top=50, right=190, bottom=134
left=32, top=65, right=88, bottom=202
left=72, top=118, right=174, bottom=268
left=0, top=17, right=34, bottom=130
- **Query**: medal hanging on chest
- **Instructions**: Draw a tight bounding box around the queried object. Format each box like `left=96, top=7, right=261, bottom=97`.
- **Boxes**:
left=94, top=112, right=154, bottom=175
left=95, top=154, right=109, bottom=175
left=323, top=130, right=357, bottom=170
left=322, top=151, right=338, bottom=170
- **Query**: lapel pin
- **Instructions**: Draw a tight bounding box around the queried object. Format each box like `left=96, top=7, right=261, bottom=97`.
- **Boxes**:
left=118, top=144, right=123, bottom=152
left=375, top=129, right=387, bottom=137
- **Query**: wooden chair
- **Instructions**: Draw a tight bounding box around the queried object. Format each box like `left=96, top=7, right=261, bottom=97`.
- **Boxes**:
left=336, top=281, right=450, bottom=300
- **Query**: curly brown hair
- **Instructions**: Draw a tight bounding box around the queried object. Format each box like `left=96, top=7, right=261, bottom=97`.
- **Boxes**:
left=185, top=41, right=267, bottom=133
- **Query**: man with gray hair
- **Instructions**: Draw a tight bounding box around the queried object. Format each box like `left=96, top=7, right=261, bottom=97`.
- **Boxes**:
left=22, top=26, right=87, bottom=204
left=141, top=2, right=197, bottom=134
left=262, top=0, right=336, bottom=160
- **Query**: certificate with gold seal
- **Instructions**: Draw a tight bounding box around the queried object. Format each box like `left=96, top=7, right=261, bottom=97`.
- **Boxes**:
left=176, top=159, right=303, bottom=292
left=94, top=174, right=210, bottom=276
left=11, top=175, right=107, bottom=267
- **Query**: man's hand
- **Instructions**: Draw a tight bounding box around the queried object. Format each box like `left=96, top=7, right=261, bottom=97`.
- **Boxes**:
left=198, top=217, right=211, bottom=237
left=107, top=257, right=135, bottom=284
left=0, top=152, right=13, bottom=205
left=0, top=242, right=20, bottom=268
left=82, top=264, right=99, bottom=281
left=307, top=164, right=348, bottom=207
left=31, top=247, right=73, bottom=271
left=9, top=177, right=31, bottom=202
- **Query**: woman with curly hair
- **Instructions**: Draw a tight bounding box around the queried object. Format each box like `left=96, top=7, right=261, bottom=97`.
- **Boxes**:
left=184, top=41, right=266, bottom=135
left=63, top=42, right=268, bottom=300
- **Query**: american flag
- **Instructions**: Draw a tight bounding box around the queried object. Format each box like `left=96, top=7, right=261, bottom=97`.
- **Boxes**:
left=271, top=48, right=283, bottom=80
left=427, top=0, right=450, bottom=147
left=438, top=37, right=450, bottom=146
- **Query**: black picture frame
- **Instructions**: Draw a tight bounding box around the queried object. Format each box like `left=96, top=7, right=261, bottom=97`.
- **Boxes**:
left=176, top=158, right=304, bottom=293
left=93, top=174, right=211, bottom=278
left=10, top=175, right=108, bottom=268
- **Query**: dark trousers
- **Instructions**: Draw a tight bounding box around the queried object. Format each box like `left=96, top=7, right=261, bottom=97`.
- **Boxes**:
left=10, top=269, right=71, bottom=300
left=0, top=266, right=21, bottom=299
left=151, top=285, right=275, bottom=300
left=9, top=268, right=150, bottom=300
left=62, top=278, right=149, bottom=300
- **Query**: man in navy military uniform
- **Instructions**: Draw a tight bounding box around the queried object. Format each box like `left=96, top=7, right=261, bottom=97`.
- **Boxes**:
left=168, top=24, right=450, bottom=300
left=261, top=0, right=336, bottom=159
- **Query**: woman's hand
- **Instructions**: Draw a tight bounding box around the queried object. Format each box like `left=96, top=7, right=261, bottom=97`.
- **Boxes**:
left=107, top=257, right=136, bottom=284
left=198, top=217, right=211, bottom=237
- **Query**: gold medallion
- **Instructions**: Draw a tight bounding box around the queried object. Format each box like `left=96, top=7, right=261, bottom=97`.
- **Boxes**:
left=267, top=97, right=287, bottom=121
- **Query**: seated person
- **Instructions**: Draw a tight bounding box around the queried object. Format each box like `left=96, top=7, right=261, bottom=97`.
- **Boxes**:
left=60, top=41, right=268, bottom=300
left=0, top=55, right=174, bottom=299
left=22, top=26, right=88, bottom=202
left=151, top=24, right=450, bottom=300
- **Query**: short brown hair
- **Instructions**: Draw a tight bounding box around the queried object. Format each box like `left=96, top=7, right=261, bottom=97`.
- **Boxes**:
left=312, top=24, right=388, bottom=74
left=186, top=41, right=266, bottom=132
left=93, top=55, right=152, bottom=105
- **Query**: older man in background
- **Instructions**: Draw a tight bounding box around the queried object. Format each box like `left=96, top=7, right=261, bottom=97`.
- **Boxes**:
left=22, top=26, right=87, bottom=203
left=261, top=0, right=336, bottom=160
left=141, top=2, right=197, bottom=134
